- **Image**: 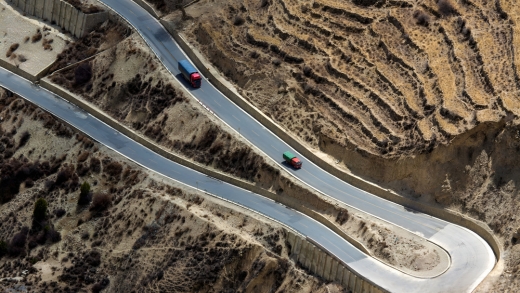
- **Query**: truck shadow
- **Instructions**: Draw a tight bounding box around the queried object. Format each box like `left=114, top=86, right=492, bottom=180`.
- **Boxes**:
left=281, top=161, right=301, bottom=171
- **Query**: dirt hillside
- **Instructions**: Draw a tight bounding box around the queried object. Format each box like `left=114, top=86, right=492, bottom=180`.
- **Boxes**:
left=0, top=89, right=347, bottom=293
left=178, top=0, right=520, bottom=158
left=145, top=0, right=520, bottom=290
left=46, top=16, right=455, bottom=275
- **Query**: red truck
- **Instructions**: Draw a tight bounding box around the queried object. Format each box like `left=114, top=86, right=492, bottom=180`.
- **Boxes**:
left=283, top=151, right=302, bottom=169
left=178, top=60, right=202, bottom=88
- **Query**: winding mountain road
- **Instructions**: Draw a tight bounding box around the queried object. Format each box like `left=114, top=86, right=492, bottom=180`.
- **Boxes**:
left=0, top=0, right=496, bottom=291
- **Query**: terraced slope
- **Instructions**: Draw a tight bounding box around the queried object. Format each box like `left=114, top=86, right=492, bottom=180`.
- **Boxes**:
left=182, top=0, right=519, bottom=158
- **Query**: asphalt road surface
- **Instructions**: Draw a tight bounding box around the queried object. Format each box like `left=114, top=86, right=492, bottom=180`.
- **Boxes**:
left=0, top=1, right=495, bottom=291
left=98, top=0, right=495, bottom=291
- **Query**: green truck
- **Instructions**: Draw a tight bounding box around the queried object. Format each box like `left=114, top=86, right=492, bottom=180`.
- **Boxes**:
left=283, top=151, right=302, bottom=169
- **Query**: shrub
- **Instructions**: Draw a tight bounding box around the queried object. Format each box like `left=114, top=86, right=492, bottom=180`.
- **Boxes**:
left=85, top=250, right=101, bottom=266
left=36, top=230, right=47, bottom=244
left=18, top=54, right=27, bottom=63
left=233, top=15, right=245, bottom=26
left=272, top=58, right=282, bottom=66
left=104, top=161, right=122, bottom=178
left=55, top=166, right=74, bottom=185
left=90, top=192, right=112, bottom=212
left=74, top=63, right=92, bottom=85
left=77, top=151, right=90, bottom=162
left=32, top=30, right=42, bottom=43
left=18, top=131, right=30, bottom=149
left=437, top=0, right=456, bottom=16
left=0, top=241, right=7, bottom=258
left=47, top=228, right=61, bottom=243
left=33, top=198, right=48, bottom=222
left=79, top=182, right=92, bottom=205
left=90, top=157, right=101, bottom=173
left=25, top=178, right=34, bottom=188
left=413, top=10, right=430, bottom=26
left=250, top=51, right=260, bottom=59
left=54, top=208, right=66, bottom=218
left=9, top=227, right=28, bottom=256
left=303, top=66, right=312, bottom=77
left=6, top=43, right=19, bottom=58
left=335, top=209, right=349, bottom=225
left=77, top=163, right=89, bottom=176
left=42, top=38, right=53, bottom=50
left=80, top=181, right=90, bottom=196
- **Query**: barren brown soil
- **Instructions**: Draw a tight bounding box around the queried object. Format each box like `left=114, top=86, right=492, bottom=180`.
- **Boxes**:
left=180, top=0, right=519, bottom=158
left=0, top=89, right=346, bottom=293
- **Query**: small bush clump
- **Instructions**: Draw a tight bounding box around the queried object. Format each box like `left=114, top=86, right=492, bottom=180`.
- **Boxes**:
left=32, top=30, right=42, bottom=43
left=413, top=10, right=430, bottom=26
left=437, top=0, right=456, bottom=16
left=47, top=228, right=61, bottom=243
left=18, top=131, right=30, bottom=149
left=92, top=278, right=110, bottom=293
left=33, top=198, right=48, bottom=222
left=77, top=151, right=90, bottom=162
left=233, top=15, right=245, bottom=26
left=42, top=38, right=54, bottom=50
left=104, top=161, right=122, bottom=178
left=17, top=54, right=27, bottom=62
left=54, top=208, right=66, bottom=218
left=250, top=51, right=260, bottom=59
left=9, top=227, right=29, bottom=256
left=335, top=209, right=349, bottom=225
left=74, top=62, right=92, bottom=85
left=0, top=241, right=7, bottom=258
left=6, top=43, right=19, bottom=58
left=90, top=192, right=112, bottom=212
left=90, top=157, right=101, bottom=173
left=79, top=181, right=92, bottom=205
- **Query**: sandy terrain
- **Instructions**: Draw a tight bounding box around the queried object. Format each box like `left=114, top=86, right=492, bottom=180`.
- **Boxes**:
left=0, top=0, right=69, bottom=75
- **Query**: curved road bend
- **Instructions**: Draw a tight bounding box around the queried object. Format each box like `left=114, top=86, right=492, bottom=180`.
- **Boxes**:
left=0, top=68, right=439, bottom=292
left=99, top=0, right=494, bottom=291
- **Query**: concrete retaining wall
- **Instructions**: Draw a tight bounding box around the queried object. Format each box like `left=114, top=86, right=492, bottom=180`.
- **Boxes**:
left=132, top=0, right=161, bottom=18
left=6, top=0, right=108, bottom=38
left=286, top=230, right=387, bottom=293
left=0, top=58, right=37, bottom=82
left=160, top=22, right=501, bottom=263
